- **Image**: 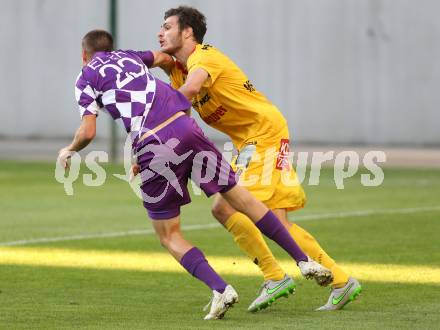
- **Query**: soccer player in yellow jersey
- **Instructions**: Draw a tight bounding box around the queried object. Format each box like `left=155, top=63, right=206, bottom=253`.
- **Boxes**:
left=156, top=6, right=361, bottom=311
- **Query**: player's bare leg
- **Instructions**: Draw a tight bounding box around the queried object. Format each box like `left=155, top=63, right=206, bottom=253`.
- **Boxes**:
left=211, top=194, right=235, bottom=225
left=220, top=185, right=333, bottom=284
left=212, top=194, right=295, bottom=312
left=152, top=216, right=238, bottom=319
left=152, top=216, right=193, bottom=260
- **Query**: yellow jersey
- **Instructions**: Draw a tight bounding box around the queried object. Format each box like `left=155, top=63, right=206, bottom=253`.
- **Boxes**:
left=170, top=44, right=287, bottom=149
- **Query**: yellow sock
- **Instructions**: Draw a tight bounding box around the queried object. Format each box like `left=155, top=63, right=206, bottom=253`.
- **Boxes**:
left=288, top=223, right=349, bottom=288
left=225, top=212, right=285, bottom=281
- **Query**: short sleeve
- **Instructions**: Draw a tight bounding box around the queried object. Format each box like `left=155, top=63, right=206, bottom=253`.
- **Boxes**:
left=75, top=72, right=100, bottom=118
left=187, top=47, right=223, bottom=86
left=131, top=50, right=154, bottom=68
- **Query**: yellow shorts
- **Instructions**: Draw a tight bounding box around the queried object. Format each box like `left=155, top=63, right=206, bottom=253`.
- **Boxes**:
left=231, top=126, right=306, bottom=212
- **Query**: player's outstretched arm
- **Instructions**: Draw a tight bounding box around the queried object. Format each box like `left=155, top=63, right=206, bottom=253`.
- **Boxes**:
left=58, top=115, right=96, bottom=169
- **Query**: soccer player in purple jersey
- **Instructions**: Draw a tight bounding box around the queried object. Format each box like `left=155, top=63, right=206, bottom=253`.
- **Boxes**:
left=58, top=30, right=332, bottom=320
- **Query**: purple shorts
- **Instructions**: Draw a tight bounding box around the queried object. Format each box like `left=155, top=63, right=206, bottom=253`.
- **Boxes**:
left=135, top=115, right=237, bottom=220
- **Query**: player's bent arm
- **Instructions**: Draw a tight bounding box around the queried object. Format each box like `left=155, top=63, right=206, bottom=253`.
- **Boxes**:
left=179, top=68, right=209, bottom=100
left=66, top=114, right=97, bottom=152
left=151, top=51, right=175, bottom=75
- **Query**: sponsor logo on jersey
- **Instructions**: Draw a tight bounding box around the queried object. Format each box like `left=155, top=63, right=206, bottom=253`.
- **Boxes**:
left=244, top=80, right=256, bottom=92
left=201, top=44, right=213, bottom=50
left=203, top=105, right=228, bottom=125
left=192, top=93, right=211, bottom=109
left=276, top=139, right=291, bottom=170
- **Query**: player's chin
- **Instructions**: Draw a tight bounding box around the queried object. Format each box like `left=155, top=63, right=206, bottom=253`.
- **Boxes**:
left=160, top=45, right=176, bottom=55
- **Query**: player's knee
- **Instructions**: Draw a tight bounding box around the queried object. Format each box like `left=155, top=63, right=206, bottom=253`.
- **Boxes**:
left=211, top=198, right=236, bottom=223
left=211, top=203, right=229, bottom=223
left=158, top=234, right=172, bottom=249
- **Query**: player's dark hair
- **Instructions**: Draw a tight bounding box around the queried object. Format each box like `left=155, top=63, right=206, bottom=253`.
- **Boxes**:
left=164, top=6, right=207, bottom=43
left=82, top=30, right=113, bottom=56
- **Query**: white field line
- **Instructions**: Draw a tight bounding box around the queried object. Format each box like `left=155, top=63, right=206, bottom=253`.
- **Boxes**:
left=1, top=206, right=439, bottom=247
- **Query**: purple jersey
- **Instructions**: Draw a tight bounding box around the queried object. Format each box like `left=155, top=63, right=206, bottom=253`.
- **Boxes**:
left=75, top=50, right=190, bottom=145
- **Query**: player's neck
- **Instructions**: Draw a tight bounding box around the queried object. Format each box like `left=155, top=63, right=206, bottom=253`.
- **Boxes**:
left=174, top=41, right=198, bottom=68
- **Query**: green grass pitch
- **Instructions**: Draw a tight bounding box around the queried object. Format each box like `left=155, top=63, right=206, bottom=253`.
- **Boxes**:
left=0, top=161, right=439, bottom=329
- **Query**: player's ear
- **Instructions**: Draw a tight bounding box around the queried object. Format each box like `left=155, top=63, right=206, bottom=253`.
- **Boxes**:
left=183, top=26, right=193, bottom=40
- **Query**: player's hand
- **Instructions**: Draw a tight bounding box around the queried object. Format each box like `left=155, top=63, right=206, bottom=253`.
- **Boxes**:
left=129, top=164, right=141, bottom=182
left=58, top=147, right=73, bottom=170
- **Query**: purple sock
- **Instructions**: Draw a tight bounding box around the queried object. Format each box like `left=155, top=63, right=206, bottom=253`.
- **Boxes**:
left=255, top=211, right=308, bottom=263
left=180, top=247, right=227, bottom=293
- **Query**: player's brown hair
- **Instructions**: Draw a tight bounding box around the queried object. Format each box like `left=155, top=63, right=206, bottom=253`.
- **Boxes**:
left=164, top=6, right=207, bottom=43
left=82, top=30, right=113, bottom=56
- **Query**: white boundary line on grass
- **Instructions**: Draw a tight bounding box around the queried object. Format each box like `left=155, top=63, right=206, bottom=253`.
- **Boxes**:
left=1, top=205, right=439, bottom=247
